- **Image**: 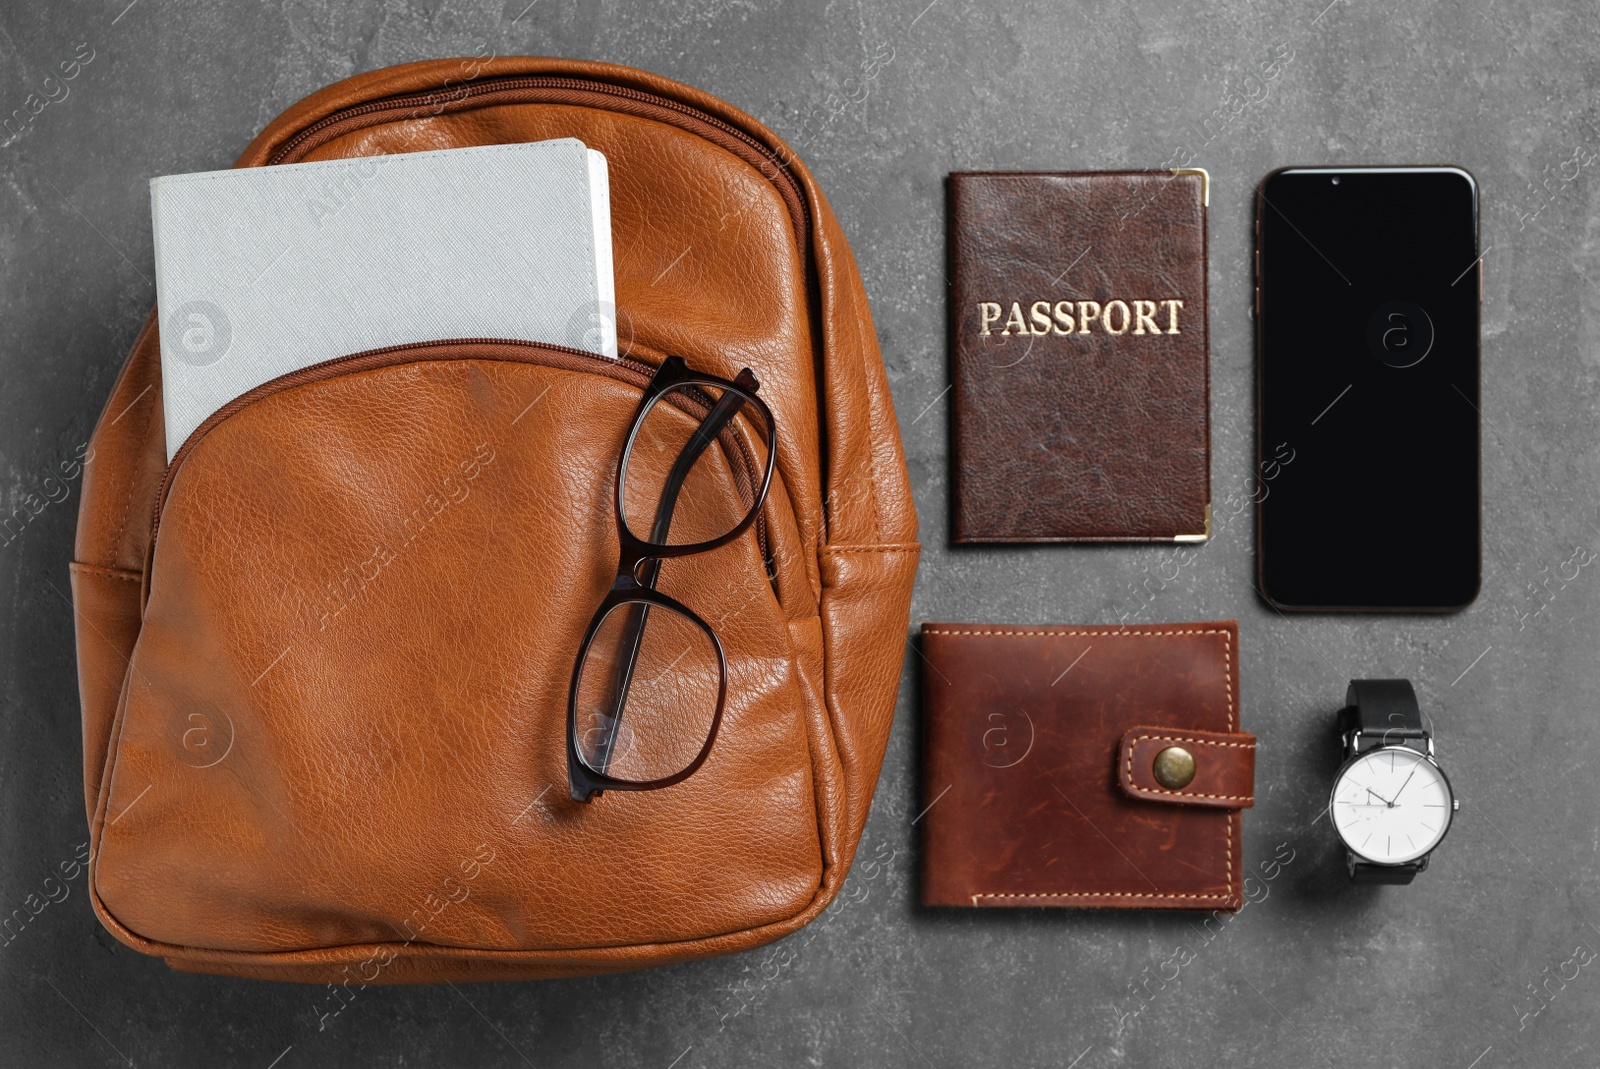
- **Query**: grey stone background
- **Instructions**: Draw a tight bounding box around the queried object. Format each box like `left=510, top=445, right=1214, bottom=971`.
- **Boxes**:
left=3, top=0, right=1597, bottom=1065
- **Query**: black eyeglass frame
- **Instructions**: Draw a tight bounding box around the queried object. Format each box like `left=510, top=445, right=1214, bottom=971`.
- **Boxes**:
left=566, top=355, right=778, bottom=803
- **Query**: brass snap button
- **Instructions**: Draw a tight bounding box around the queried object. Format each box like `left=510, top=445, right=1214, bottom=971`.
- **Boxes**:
left=1152, top=746, right=1196, bottom=789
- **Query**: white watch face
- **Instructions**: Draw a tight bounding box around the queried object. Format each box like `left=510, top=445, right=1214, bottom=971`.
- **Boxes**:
left=1331, top=747, right=1453, bottom=864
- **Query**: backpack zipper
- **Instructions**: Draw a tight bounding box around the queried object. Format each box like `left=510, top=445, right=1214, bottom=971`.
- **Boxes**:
left=148, top=338, right=769, bottom=565
left=266, top=75, right=809, bottom=254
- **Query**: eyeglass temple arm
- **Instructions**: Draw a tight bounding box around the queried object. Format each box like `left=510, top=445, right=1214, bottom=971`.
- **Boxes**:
left=590, top=381, right=754, bottom=775
left=643, top=385, right=752, bottom=550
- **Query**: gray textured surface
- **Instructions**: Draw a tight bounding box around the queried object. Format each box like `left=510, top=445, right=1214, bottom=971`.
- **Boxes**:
left=3, top=1, right=1598, bottom=1066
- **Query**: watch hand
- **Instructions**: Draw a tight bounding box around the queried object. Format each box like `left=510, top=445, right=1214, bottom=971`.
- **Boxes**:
left=1390, top=764, right=1421, bottom=805
left=1366, top=787, right=1395, bottom=806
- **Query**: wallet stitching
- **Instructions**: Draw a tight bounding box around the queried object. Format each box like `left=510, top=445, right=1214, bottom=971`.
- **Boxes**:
left=1222, top=633, right=1233, bottom=889
left=932, top=627, right=1240, bottom=905
left=1124, top=735, right=1256, bottom=801
left=1222, top=634, right=1233, bottom=894
left=1131, top=735, right=1255, bottom=748
left=922, top=628, right=1229, bottom=636
left=972, top=891, right=1235, bottom=903
left=1223, top=631, right=1233, bottom=731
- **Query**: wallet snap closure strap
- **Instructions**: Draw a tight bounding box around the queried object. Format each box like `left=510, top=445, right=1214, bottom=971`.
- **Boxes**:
left=1117, top=726, right=1256, bottom=809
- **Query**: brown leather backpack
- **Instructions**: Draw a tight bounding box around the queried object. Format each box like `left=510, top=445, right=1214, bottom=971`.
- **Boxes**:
left=70, top=57, right=918, bottom=983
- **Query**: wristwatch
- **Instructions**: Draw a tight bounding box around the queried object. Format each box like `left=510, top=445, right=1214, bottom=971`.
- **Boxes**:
left=1330, top=679, right=1458, bottom=884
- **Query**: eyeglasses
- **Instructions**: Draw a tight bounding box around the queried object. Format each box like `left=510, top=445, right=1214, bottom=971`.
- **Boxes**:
left=566, top=355, right=777, bottom=803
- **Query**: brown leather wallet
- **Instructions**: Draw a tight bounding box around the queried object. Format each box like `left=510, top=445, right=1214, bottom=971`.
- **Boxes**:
left=919, top=621, right=1254, bottom=910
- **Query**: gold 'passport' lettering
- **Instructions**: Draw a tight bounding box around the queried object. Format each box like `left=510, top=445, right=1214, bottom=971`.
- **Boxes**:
left=977, top=299, right=1183, bottom=336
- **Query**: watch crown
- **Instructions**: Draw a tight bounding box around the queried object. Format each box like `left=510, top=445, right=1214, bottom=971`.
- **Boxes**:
left=1453, top=800, right=1460, bottom=811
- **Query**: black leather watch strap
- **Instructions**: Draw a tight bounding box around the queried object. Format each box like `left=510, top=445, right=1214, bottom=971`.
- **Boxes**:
left=1338, top=679, right=1427, bottom=746
left=1350, top=859, right=1423, bottom=885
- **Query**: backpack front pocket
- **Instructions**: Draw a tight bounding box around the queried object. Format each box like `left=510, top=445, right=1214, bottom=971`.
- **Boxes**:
left=93, top=340, right=822, bottom=956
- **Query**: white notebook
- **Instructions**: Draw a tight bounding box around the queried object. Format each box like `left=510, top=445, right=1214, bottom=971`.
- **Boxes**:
left=151, top=139, right=615, bottom=460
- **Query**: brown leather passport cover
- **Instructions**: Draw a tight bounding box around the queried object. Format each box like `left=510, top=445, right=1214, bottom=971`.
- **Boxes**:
left=919, top=621, right=1253, bottom=910
left=948, top=171, right=1210, bottom=542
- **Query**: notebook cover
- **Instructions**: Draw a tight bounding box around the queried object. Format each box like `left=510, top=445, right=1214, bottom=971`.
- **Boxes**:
left=151, top=139, right=615, bottom=460
left=919, top=621, right=1252, bottom=910
left=948, top=170, right=1211, bottom=542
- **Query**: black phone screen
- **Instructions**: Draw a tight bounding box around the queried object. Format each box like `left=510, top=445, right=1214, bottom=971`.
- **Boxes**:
left=1257, top=167, right=1480, bottom=611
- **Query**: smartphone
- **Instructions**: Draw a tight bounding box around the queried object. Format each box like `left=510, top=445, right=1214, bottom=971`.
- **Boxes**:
left=1256, top=167, right=1480, bottom=612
